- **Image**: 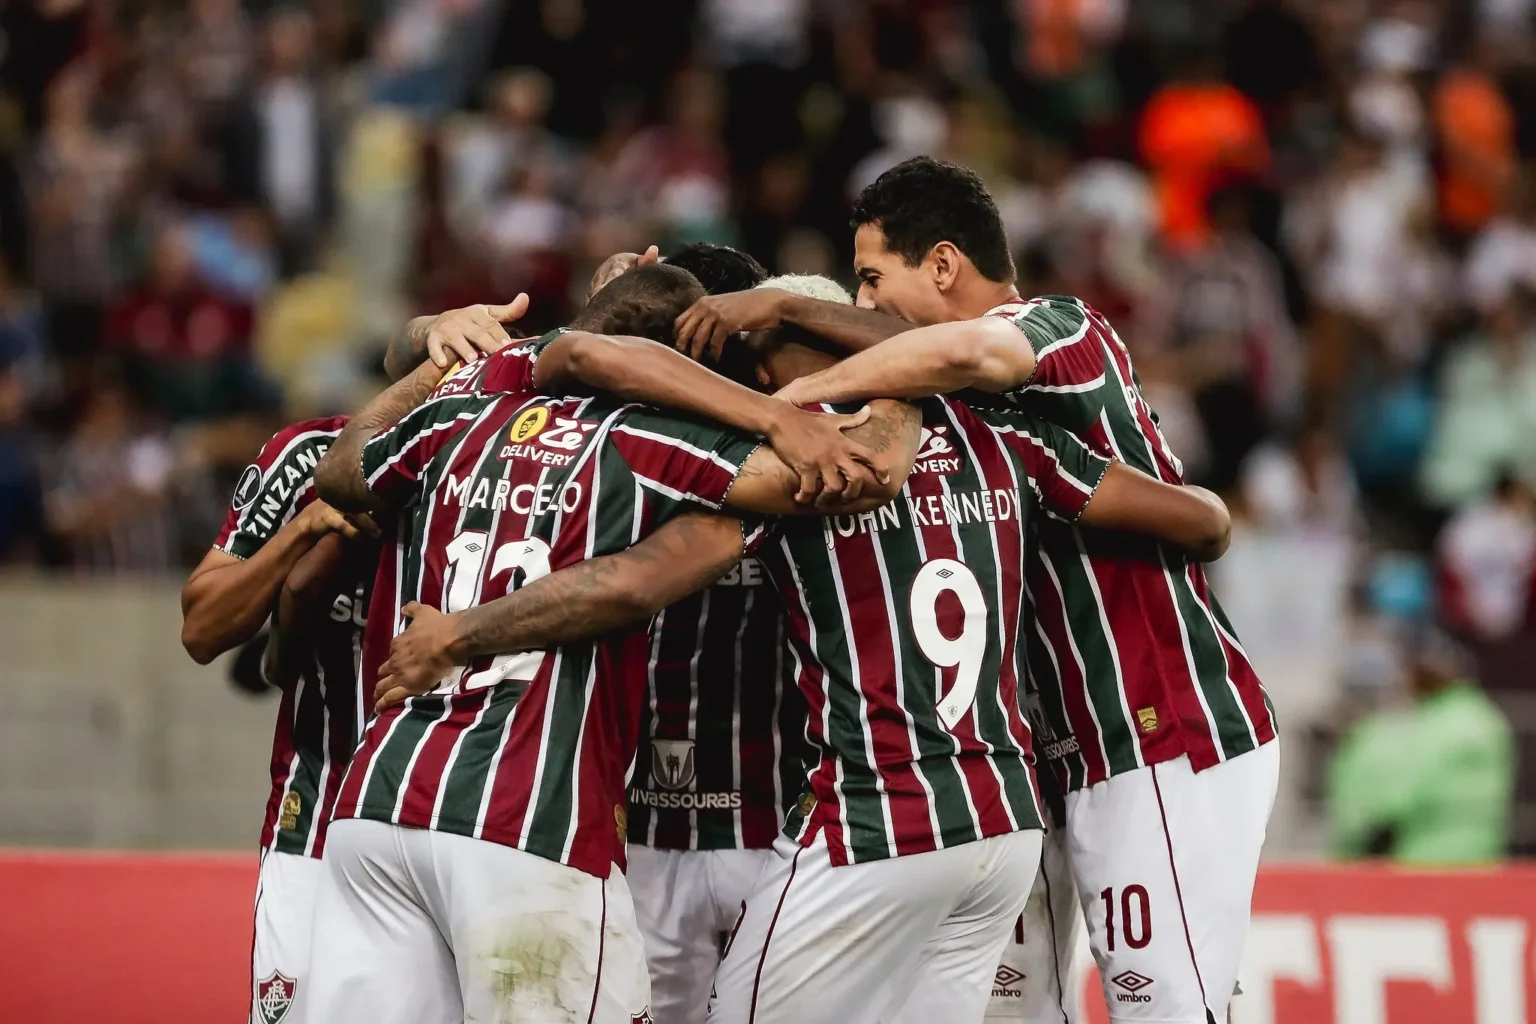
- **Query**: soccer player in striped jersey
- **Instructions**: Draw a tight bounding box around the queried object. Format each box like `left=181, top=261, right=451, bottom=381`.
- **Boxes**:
left=303, top=265, right=919, bottom=1024
left=715, top=156, right=1280, bottom=1024
left=181, top=417, right=381, bottom=1024
left=372, top=277, right=1236, bottom=1024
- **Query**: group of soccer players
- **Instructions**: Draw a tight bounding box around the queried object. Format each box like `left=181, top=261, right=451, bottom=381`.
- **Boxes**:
left=181, top=156, right=1279, bottom=1024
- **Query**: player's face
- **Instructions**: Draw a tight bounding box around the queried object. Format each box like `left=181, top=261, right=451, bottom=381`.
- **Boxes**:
left=853, top=223, right=950, bottom=327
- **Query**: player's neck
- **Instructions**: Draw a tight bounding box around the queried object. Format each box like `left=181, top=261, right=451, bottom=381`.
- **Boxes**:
left=947, top=277, right=1020, bottom=321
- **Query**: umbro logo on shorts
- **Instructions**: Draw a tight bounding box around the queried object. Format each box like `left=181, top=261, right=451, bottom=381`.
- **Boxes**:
left=1111, top=970, right=1154, bottom=1004
left=992, top=964, right=1025, bottom=999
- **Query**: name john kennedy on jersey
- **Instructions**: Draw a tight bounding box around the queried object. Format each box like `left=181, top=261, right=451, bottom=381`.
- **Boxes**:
left=823, top=486, right=1028, bottom=544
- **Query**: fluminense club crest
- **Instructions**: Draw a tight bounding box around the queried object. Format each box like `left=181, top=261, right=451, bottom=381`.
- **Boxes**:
left=255, top=971, right=297, bottom=1024
left=650, top=739, right=696, bottom=792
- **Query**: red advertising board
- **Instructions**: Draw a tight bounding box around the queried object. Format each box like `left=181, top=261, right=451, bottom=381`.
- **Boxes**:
left=1, top=853, right=1534, bottom=1023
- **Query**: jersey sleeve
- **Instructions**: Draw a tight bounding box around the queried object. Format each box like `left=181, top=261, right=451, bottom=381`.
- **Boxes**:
left=359, top=393, right=492, bottom=507
left=999, top=415, right=1111, bottom=522
left=608, top=409, right=763, bottom=520
left=988, top=297, right=1109, bottom=407
left=213, top=417, right=347, bottom=559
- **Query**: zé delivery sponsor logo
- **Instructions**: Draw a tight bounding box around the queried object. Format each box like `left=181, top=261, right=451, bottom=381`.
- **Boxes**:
left=499, top=407, right=598, bottom=468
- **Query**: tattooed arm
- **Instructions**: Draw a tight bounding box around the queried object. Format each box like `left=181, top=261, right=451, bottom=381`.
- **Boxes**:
left=373, top=512, right=746, bottom=709
left=315, top=359, right=444, bottom=513
left=725, top=399, right=922, bottom=515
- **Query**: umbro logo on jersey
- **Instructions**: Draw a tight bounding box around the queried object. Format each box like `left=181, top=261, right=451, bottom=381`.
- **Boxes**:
left=1112, top=971, right=1154, bottom=1003
left=913, top=425, right=961, bottom=474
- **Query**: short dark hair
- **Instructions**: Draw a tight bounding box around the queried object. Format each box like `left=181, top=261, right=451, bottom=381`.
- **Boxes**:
left=664, top=242, right=769, bottom=295
left=572, top=264, right=705, bottom=342
left=851, top=156, right=1015, bottom=283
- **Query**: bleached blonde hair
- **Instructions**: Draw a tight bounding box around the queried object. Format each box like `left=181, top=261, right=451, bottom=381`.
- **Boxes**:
left=756, top=274, right=853, bottom=305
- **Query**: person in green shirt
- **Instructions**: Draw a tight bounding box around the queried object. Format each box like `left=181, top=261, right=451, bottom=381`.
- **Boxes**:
left=1329, top=628, right=1515, bottom=864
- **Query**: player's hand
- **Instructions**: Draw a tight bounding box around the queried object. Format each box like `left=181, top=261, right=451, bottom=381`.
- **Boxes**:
left=588, top=245, right=660, bottom=298
left=423, top=294, right=531, bottom=369
left=764, top=404, right=886, bottom=507
left=673, top=289, right=790, bottom=363
left=294, top=501, right=382, bottom=542
left=374, top=602, right=461, bottom=711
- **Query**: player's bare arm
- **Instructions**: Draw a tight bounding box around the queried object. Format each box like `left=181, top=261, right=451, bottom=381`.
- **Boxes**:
left=674, top=288, right=910, bottom=363
left=381, top=294, right=529, bottom=382
left=535, top=329, right=879, bottom=505
left=180, top=500, right=374, bottom=664
left=373, top=512, right=745, bottom=709
left=775, top=316, right=1036, bottom=407
left=1080, top=465, right=1232, bottom=562
left=726, top=399, right=921, bottom=516
left=261, top=531, right=358, bottom=690
left=315, top=359, right=445, bottom=513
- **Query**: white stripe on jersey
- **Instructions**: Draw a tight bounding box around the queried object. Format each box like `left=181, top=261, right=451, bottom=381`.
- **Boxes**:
left=365, top=405, right=484, bottom=488
left=1035, top=546, right=1116, bottom=775
left=870, top=516, right=944, bottom=845
left=943, top=408, right=1023, bottom=832
left=823, top=534, right=898, bottom=860
left=612, top=423, right=744, bottom=476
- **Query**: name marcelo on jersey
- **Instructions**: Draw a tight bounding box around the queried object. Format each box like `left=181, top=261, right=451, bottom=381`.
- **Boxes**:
left=823, top=486, right=1027, bottom=542
left=440, top=473, right=584, bottom=516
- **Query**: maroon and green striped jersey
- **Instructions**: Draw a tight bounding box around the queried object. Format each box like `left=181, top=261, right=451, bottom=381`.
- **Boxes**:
left=434, top=336, right=810, bottom=855
left=331, top=384, right=762, bottom=879
left=626, top=567, right=806, bottom=851
left=770, top=397, right=1111, bottom=866
left=988, top=296, right=1278, bottom=793
left=214, top=418, right=371, bottom=858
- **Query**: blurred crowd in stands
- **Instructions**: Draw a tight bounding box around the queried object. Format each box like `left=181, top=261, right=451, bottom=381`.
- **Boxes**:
left=0, top=0, right=1534, bottom=847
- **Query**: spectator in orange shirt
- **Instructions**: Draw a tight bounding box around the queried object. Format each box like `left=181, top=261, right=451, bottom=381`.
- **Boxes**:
left=1138, top=46, right=1269, bottom=249
left=1434, top=47, right=1515, bottom=235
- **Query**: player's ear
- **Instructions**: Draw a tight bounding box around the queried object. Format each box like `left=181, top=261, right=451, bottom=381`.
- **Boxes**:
left=930, top=242, right=962, bottom=293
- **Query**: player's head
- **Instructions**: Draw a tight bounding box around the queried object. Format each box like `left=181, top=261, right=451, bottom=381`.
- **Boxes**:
left=850, top=156, right=1014, bottom=326
left=573, top=264, right=705, bottom=343
left=717, top=274, right=854, bottom=391
left=664, top=242, right=769, bottom=295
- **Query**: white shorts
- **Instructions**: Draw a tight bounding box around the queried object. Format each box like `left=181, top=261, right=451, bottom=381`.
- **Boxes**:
left=627, top=845, right=770, bottom=1024
left=307, top=818, right=651, bottom=1024
left=251, top=850, right=322, bottom=1024
left=707, top=829, right=1042, bottom=1024
left=987, top=825, right=1081, bottom=1023
left=1066, top=742, right=1279, bottom=1023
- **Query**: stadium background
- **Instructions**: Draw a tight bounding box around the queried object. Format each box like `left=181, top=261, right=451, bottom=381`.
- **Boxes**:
left=0, top=0, right=1535, bottom=1019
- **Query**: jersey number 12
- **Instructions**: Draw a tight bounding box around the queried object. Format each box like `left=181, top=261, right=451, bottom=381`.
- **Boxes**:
left=437, top=532, right=553, bottom=691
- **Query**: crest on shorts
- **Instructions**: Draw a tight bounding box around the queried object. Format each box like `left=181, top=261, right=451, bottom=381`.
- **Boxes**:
left=255, top=972, right=297, bottom=1024
left=650, top=739, right=696, bottom=791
